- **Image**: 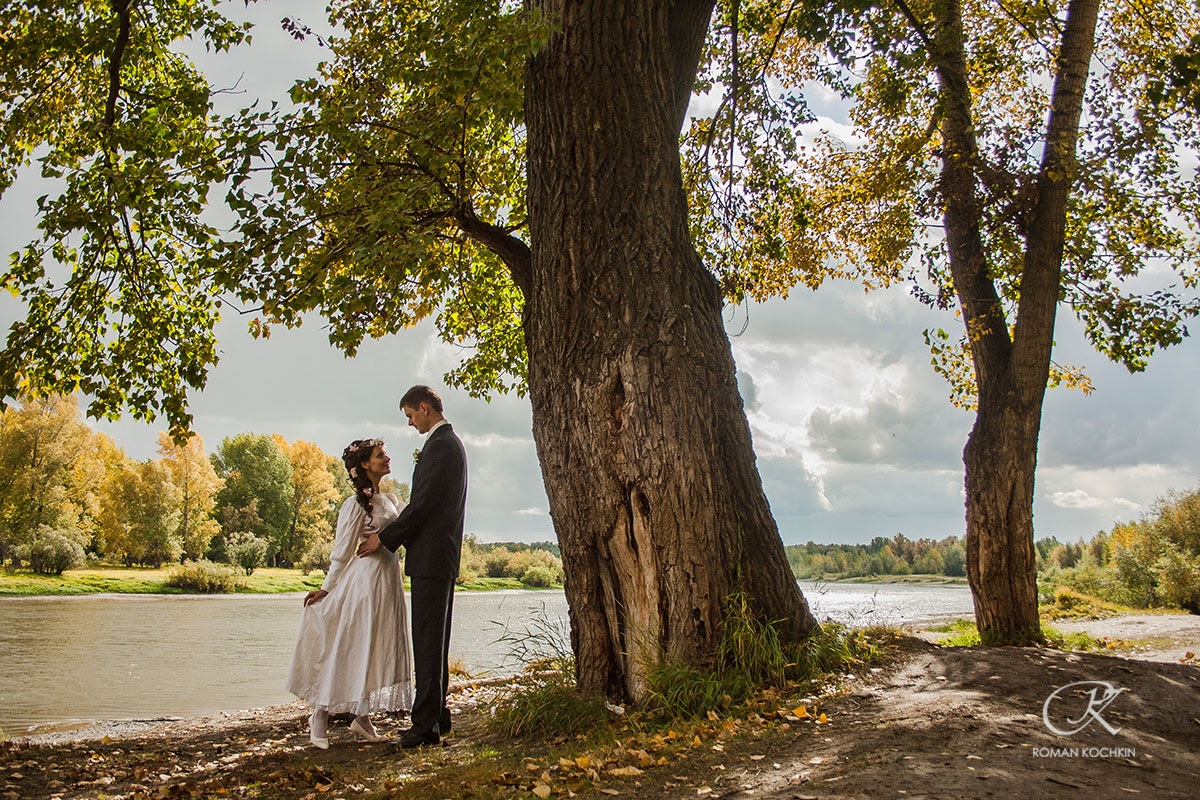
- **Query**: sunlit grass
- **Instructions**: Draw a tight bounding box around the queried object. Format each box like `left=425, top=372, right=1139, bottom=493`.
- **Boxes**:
left=930, top=617, right=1131, bottom=652
left=0, top=565, right=324, bottom=595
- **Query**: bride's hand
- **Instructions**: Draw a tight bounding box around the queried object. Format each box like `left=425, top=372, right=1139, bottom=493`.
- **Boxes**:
left=303, top=589, right=328, bottom=606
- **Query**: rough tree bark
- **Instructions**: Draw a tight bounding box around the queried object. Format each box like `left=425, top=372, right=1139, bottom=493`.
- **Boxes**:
left=932, top=0, right=1100, bottom=644
left=523, top=0, right=818, bottom=700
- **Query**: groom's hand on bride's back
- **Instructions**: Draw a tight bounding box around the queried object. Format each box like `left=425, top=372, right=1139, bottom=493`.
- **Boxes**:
left=357, top=530, right=383, bottom=557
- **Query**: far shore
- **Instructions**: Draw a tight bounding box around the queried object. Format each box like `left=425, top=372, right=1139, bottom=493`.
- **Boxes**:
left=0, top=564, right=983, bottom=597
left=0, top=565, right=558, bottom=597
left=0, top=565, right=975, bottom=597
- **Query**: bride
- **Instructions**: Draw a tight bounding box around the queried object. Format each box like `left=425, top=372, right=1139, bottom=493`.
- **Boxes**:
left=286, top=438, right=414, bottom=748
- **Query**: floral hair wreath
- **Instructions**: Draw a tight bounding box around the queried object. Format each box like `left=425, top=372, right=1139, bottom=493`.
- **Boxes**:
left=346, top=439, right=385, bottom=479
left=347, top=438, right=385, bottom=455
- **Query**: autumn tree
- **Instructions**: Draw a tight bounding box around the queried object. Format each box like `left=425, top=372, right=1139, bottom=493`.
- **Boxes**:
left=737, top=0, right=1200, bottom=642
left=99, top=457, right=182, bottom=567
left=211, top=433, right=294, bottom=565
left=272, top=435, right=340, bottom=567
left=0, top=0, right=817, bottom=699
left=157, top=431, right=223, bottom=561
left=0, top=395, right=122, bottom=563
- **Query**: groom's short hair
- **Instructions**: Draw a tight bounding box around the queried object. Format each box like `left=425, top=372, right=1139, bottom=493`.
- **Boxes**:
left=400, top=385, right=443, bottom=414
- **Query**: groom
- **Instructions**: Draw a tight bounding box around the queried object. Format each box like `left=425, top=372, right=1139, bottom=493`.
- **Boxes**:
left=357, top=385, right=467, bottom=748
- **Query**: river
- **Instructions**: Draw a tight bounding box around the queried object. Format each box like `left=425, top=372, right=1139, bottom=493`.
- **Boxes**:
left=0, top=581, right=972, bottom=735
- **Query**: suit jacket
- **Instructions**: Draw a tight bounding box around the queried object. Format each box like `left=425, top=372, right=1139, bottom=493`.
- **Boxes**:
left=377, top=422, right=467, bottom=582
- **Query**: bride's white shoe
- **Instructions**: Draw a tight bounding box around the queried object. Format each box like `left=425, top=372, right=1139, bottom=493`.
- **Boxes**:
left=309, top=712, right=329, bottom=750
left=349, top=716, right=385, bottom=742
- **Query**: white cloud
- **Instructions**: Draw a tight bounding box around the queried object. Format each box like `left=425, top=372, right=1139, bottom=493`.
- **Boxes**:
left=1050, top=490, right=1109, bottom=509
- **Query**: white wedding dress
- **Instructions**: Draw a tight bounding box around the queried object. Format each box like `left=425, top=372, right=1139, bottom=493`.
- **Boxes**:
left=286, top=492, right=414, bottom=714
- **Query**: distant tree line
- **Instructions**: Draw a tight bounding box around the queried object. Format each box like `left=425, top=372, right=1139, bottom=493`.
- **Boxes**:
left=0, top=394, right=569, bottom=586
left=1038, top=486, right=1200, bottom=614
left=786, top=534, right=968, bottom=580
left=457, top=536, right=564, bottom=588
left=787, top=486, right=1200, bottom=616
left=0, top=395, right=389, bottom=575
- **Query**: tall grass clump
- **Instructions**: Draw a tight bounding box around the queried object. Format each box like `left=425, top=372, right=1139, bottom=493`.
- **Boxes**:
left=645, top=592, right=889, bottom=720
left=166, top=560, right=243, bottom=593
left=489, top=607, right=610, bottom=739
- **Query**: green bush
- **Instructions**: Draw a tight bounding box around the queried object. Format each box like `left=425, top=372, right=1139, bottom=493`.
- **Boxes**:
left=226, top=532, right=268, bottom=576
left=519, top=563, right=559, bottom=588
left=299, top=539, right=332, bottom=575
left=166, top=560, right=243, bottom=593
left=484, top=546, right=513, bottom=578
left=28, top=530, right=86, bottom=575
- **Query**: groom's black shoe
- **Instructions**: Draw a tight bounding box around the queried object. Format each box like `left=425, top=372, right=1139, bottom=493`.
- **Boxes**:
left=399, top=728, right=440, bottom=749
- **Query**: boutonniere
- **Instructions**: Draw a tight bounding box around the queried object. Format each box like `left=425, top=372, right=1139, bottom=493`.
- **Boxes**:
left=412, top=448, right=422, bottom=465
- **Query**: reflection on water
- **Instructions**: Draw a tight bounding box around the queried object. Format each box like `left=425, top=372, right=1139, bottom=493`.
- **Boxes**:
left=0, top=581, right=971, bottom=734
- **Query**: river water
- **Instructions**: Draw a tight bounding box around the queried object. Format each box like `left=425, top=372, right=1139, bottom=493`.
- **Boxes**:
left=0, top=581, right=972, bottom=735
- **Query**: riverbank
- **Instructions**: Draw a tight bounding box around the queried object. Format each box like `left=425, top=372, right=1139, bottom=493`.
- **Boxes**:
left=0, top=566, right=551, bottom=596
left=2, top=613, right=1197, bottom=800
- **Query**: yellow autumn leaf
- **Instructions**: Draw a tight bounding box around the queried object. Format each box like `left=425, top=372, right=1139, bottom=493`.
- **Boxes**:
left=575, top=755, right=591, bottom=769
left=532, top=783, right=551, bottom=799
left=792, top=705, right=809, bottom=718
left=817, top=712, right=828, bottom=724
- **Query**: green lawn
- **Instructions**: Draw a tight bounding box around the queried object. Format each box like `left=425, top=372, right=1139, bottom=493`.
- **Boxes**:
left=0, top=565, right=558, bottom=596
left=0, top=565, right=323, bottom=596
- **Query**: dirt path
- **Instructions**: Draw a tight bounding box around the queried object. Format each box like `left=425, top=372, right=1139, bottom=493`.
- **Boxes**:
left=3, top=614, right=1198, bottom=799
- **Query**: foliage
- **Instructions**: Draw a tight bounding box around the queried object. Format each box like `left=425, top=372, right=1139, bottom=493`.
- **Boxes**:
left=0, top=395, right=120, bottom=563
left=0, top=0, right=253, bottom=438
left=764, top=0, right=1200, bottom=387
left=273, top=436, right=341, bottom=568
left=1037, top=485, right=1200, bottom=613
left=99, top=457, right=182, bottom=567
left=786, top=534, right=967, bottom=579
left=24, top=527, right=86, bottom=575
left=211, top=433, right=295, bottom=564
left=165, top=559, right=243, bottom=593
left=226, top=531, right=268, bottom=576
left=298, top=538, right=333, bottom=576
left=157, top=431, right=222, bottom=561
left=490, top=666, right=611, bottom=740
left=459, top=535, right=565, bottom=587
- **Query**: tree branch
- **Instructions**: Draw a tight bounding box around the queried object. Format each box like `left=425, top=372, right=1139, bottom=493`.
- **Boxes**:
left=454, top=206, right=533, bottom=298
left=105, top=0, right=134, bottom=130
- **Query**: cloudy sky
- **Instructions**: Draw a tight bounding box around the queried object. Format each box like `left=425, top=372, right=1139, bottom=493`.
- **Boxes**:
left=2, top=2, right=1197, bottom=547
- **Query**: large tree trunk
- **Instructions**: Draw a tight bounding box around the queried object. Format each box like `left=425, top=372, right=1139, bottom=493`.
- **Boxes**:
left=523, top=0, right=818, bottom=701
left=933, top=0, right=1099, bottom=644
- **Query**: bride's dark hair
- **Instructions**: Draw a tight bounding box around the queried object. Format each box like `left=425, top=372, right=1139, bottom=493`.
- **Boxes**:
left=342, top=439, right=384, bottom=518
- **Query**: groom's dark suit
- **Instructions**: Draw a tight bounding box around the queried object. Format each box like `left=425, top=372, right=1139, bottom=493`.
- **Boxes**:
left=376, top=422, right=467, bottom=740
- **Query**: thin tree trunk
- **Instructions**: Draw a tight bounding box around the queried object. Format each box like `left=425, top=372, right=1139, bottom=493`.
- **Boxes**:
left=933, top=0, right=1100, bottom=644
left=523, top=0, right=818, bottom=701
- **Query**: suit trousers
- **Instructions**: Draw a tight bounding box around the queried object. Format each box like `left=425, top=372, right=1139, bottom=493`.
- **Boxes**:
left=408, top=575, right=455, bottom=734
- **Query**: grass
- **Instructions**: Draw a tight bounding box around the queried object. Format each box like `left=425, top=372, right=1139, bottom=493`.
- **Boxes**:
left=1039, top=585, right=1137, bottom=620
left=476, top=596, right=900, bottom=800
left=0, top=565, right=562, bottom=596
left=0, top=565, right=325, bottom=596
left=927, top=617, right=1132, bottom=652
